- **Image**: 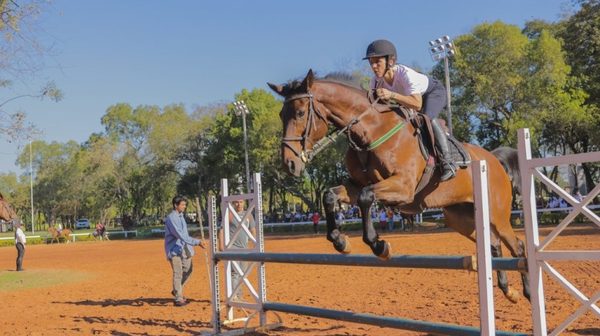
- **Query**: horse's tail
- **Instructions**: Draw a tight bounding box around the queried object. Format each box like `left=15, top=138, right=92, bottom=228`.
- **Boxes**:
left=491, top=147, right=521, bottom=194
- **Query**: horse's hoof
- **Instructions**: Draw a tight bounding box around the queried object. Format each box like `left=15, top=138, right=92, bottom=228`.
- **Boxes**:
left=505, top=287, right=520, bottom=304
left=377, top=241, right=392, bottom=260
left=340, top=237, right=351, bottom=254
left=333, top=235, right=351, bottom=254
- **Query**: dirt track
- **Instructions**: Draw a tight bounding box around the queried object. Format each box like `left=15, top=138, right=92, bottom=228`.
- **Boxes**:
left=0, top=225, right=598, bottom=335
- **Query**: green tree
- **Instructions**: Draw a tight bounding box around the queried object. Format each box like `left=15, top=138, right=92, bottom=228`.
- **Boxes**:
left=101, top=103, right=198, bottom=222
left=555, top=0, right=600, bottom=191
left=446, top=21, right=586, bottom=151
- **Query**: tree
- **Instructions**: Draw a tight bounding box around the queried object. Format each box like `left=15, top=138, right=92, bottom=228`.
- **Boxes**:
left=446, top=21, right=586, bottom=151
left=556, top=0, right=600, bottom=191
left=0, top=1, right=62, bottom=143
left=101, top=103, right=199, bottom=222
left=16, top=140, right=82, bottom=228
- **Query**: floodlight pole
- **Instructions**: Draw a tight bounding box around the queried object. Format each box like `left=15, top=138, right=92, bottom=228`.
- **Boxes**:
left=29, top=140, right=34, bottom=234
left=234, top=101, right=251, bottom=192
left=443, top=55, right=453, bottom=136
left=428, top=35, right=455, bottom=136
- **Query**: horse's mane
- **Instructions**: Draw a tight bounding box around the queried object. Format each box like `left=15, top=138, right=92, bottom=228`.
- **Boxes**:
left=321, top=72, right=364, bottom=90
left=283, top=71, right=366, bottom=95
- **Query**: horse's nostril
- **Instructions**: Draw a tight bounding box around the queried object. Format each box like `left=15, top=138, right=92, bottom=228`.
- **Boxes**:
left=288, top=160, right=296, bottom=174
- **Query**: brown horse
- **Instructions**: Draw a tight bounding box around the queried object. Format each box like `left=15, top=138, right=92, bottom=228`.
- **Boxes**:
left=268, top=70, right=529, bottom=303
left=48, top=227, right=71, bottom=244
left=0, top=195, right=18, bottom=223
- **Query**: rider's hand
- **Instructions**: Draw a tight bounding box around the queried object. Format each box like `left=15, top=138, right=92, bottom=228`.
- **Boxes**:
left=376, top=88, right=394, bottom=100
left=197, top=239, right=206, bottom=249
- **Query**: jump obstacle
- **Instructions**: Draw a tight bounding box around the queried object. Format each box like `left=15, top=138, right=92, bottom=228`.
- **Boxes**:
left=205, top=128, right=600, bottom=336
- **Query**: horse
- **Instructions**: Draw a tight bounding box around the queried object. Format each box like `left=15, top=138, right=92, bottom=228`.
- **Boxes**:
left=91, top=228, right=109, bottom=241
left=48, top=226, right=71, bottom=244
left=0, top=195, right=18, bottom=223
left=268, top=70, right=530, bottom=303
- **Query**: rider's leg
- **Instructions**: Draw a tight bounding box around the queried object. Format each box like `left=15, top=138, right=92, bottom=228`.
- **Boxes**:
left=432, top=118, right=456, bottom=181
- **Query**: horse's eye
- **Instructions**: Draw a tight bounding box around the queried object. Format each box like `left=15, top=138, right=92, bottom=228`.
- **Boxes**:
left=297, top=110, right=306, bottom=117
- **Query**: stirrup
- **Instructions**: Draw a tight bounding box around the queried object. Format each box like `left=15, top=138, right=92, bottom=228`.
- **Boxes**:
left=440, top=162, right=456, bottom=181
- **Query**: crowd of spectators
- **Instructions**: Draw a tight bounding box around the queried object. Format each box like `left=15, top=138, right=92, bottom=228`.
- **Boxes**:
left=262, top=205, right=416, bottom=231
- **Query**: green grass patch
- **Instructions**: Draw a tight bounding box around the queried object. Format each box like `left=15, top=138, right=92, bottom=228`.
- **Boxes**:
left=0, top=269, right=91, bottom=292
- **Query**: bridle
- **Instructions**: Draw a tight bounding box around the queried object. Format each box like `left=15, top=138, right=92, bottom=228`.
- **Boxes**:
left=281, top=90, right=389, bottom=164
left=281, top=92, right=328, bottom=163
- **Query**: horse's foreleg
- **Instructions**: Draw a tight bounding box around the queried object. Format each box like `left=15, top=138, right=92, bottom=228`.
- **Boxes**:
left=323, top=182, right=359, bottom=254
left=359, top=176, right=416, bottom=259
left=357, top=186, right=391, bottom=259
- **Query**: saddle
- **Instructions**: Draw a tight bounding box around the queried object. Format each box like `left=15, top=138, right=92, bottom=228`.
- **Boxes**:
left=388, top=106, right=471, bottom=194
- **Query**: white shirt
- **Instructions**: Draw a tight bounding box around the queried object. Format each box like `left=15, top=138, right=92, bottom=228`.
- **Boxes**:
left=370, top=64, right=429, bottom=95
left=15, top=227, right=26, bottom=245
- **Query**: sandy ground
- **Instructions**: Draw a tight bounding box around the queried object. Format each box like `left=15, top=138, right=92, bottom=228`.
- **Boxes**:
left=0, top=225, right=598, bottom=336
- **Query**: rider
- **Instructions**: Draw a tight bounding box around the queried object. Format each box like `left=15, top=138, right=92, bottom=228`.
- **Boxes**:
left=364, top=39, right=456, bottom=181
left=95, top=222, right=105, bottom=236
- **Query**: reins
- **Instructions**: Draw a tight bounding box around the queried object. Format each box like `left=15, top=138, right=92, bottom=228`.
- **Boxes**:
left=282, top=90, right=406, bottom=163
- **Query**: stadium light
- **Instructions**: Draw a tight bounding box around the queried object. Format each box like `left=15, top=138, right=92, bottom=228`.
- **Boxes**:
left=428, top=35, right=456, bottom=135
left=233, top=101, right=252, bottom=192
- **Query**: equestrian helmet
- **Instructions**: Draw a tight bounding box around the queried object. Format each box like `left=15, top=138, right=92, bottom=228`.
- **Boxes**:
left=364, top=39, right=397, bottom=60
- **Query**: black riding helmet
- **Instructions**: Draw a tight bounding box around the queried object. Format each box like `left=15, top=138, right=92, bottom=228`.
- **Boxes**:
left=363, top=39, right=397, bottom=60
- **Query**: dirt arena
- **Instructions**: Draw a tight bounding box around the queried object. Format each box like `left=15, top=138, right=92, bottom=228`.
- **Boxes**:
left=0, top=225, right=598, bottom=335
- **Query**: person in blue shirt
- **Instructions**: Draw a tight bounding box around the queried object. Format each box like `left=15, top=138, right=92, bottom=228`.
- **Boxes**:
left=164, top=195, right=204, bottom=306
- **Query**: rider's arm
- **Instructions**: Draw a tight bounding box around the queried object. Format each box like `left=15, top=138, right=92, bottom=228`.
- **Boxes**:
left=389, top=92, right=422, bottom=111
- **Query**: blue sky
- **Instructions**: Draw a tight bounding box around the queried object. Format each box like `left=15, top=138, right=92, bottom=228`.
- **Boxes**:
left=0, top=0, right=572, bottom=174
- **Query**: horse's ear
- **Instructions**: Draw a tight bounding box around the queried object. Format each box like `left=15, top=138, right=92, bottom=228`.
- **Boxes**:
left=267, top=82, right=285, bottom=96
left=300, top=69, right=314, bottom=92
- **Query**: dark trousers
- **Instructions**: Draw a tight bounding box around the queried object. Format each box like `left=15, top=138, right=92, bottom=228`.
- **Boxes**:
left=16, top=242, right=24, bottom=271
left=422, top=78, right=448, bottom=119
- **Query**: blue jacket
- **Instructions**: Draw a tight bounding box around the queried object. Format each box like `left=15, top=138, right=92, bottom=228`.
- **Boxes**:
left=164, top=210, right=200, bottom=259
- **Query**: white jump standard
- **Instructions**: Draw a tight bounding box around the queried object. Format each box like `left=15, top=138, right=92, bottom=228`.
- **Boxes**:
left=206, top=169, right=527, bottom=335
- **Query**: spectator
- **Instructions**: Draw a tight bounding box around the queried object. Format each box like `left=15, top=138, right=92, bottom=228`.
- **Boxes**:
left=378, top=209, right=387, bottom=231
left=559, top=197, right=568, bottom=208
left=548, top=195, right=559, bottom=208
left=311, top=211, right=320, bottom=234
left=336, top=209, right=345, bottom=227
left=14, top=219, right=26, bottom=271
left=393, top=211, right=402, bottom=231
left=386, top=208, right=394, bottom=231
left=573, top=189, right=583, bottom=203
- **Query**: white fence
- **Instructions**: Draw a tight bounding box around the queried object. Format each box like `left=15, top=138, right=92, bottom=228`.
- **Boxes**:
left=69, top=230, right=138, bottom=242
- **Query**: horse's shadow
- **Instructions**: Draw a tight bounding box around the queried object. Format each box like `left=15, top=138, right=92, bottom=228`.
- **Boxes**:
left=55, top=297, right=209, bottom=307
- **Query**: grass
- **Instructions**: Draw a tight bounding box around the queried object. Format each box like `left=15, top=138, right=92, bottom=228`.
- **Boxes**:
left=0, top=269, right=91, bottom=292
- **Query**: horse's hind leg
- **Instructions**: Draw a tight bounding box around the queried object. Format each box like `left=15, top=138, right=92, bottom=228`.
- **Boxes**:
left=323, top=181, right=360, bottom=254
left=444, top=204, right=520, bottom=303
left=497, top=228, right=530, bottom=301
left=491, top=232, right=520, bottom=303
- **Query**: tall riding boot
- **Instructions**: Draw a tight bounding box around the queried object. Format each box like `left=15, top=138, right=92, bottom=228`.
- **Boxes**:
left=432, top=119, right=456, bottom=181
